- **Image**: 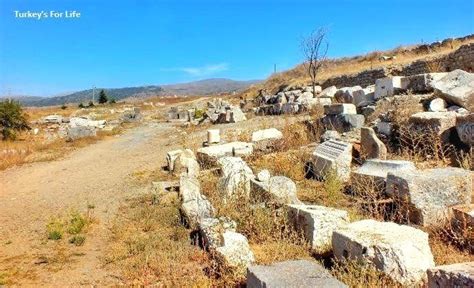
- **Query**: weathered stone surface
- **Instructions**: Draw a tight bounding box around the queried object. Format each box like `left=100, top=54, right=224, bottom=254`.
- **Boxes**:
left=335, top=86, right=363, bottom=103
left=121, top=107, right=141, bottom=122
left=361, top=127, right=387, bottom=159
left=333, top=219, right=435, bottom=286
left=409, top=111, right=457, bottom=142
left=207, top=129, right=220, bottom=144
left=320, top=130, right=341, bottom=142
left=251, top=128, right=283, bottom=142
left=451, top=204, right=474, bottom=247
left=180, top=175, right=214, bottom=229
left=321, top=114, right=365, bottom=132
left=167, top=149, right=183, bottom=172
left=353, top=86, right=375, bottom=107
left=407, top=73, right=447, bottom=93
left=386, top=167, right=472, bottom=227
left=432, top=69, right=474, bottom=108
left=43, top=114, right=63, bottom=124
left=251, top=176, right=301, bottom=205
left=351, top=159, right=416, bottom=194
left=66, top=126, right=96, bottom=141
left=69, top=117, right=106, bottom=128
left=247, top=260, right=347, bottom=288
left=197, top=142, right=253, bottom=165
left=309, top=140, right=353, bottom=181
left=174, top=149, right=200, bottom=177
left=376, top=121, right=393, bottom=136
left=199, top=217, right=237, bottom=250
left=303, top=85, right=322, bottom=94
left=256, top=169, right=271, bottom=183
left=374, top=76, right=409, bottom=99
left=324, top=103, right=357, bottom=115
left=427, top=262, right=474, bottom=288
left=287, top=204, right=349, bottom=253
left=215, top=231, right=255, bottom=269
left=229, top=106, right=247, bottom=123
left=320, top=86, right=338, bottom=98
left=456, top=113, right=474, bottom=145
left=217, top=157, right=254, bottom=199
left=429, top=98, right=447, bottom=112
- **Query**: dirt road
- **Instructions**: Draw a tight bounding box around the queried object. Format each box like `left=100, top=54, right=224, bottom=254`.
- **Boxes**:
left=0, top=121, right=179, bottom=286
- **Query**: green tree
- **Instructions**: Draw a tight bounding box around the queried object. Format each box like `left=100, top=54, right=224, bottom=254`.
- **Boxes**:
left=0, top=100, right=30, bottom=140
left=98, top=90, right=108, bottom=104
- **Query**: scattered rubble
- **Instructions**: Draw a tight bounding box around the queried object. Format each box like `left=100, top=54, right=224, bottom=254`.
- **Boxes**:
left=427, top=262, right=474, bottom=288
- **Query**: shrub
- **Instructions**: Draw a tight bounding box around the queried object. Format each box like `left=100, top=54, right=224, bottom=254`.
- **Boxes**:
left=78, top=103, right=85, bottom=108
left=0, top=100, right=30, bottom=141
left=69, top=235, right=86, bottom=246
left=98, top=90, right=108, bottom=104
left=88, top=101, right=95, bottom=107
left=109, top=98, right=116, bottom=104
left=61, top=104, right=67, bottom=110
left=46, top=218, right=64, bottom=240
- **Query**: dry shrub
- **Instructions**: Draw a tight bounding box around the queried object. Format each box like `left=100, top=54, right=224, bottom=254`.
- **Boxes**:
left=273, top=121, right=312, bottom=152
left=350, top=175, right=394, bottom=221
left=330, top=260, right=401, bottom=288
left=429, top=225, right=474, bottom=265
left=249, top=150, right=308, bottom=181
left=455, top=147, right=473, bottom=170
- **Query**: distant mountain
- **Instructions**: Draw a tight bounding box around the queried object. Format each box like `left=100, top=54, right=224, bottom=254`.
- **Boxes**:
left=3, top=78, right=260, bottom=107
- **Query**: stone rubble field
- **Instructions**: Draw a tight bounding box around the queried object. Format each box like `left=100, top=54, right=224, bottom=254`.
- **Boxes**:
left=156, top=67, right=474, bottom=287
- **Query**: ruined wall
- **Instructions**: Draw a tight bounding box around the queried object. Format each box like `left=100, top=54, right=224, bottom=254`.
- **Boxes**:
left=321, top=42, right=474, bottom=89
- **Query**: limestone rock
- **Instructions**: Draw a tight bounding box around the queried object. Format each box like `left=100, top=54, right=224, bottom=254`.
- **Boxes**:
left=386, top=167, right=472, bottom=227
left=321, top=114, right=365, bottom=132
left=324, top=103, right=357, bottom=115
left=256, top=169, right=271, bottom=183
left=66, top=126, right=96, bottom=141
left=207, top=129, right=220, bottom=144
left=456, top=113, right=474, bottom=145
left=287, top=204, right=349, bottom=253
left=429, top=98, right=447, bottom=112
left=179, top=175, right=214, bottom=229
left=309, top=140, right=353, bottom=182
left=406, top=73, right=448, bottom=93
left=409, top=111, right=457, bottom=142
left=217, top=157, right=254, bottom=199
left=174, top=149, right=200, bottom=177
left=332, top=219, right=435, bottom=285
left=432, top=69, right=474, bottom=108
left=215, top=231, right=255, bottom=269
left=427, top=262, right=474, bottom=288
left=247, top=260, right=347, bottom=288
left=376, top=121, right=393, bottom=136
left=353, top=86, right=375, bottom=107
left=320, top=130, right=341, bottom=142
left=251, top=128, right=283, bottom=142
left=320, top=86, right=338, bottom=98
left=197, top=142, right=253, bottom=166
left=199, top=217, right=237, bottom=250
left=334, top=86, right=363, bottom=103
left=251, top=176, right=301, bottom=205
left=374, top=76, right=409, bottom=99
left=360, top=127, right=387, bottom=159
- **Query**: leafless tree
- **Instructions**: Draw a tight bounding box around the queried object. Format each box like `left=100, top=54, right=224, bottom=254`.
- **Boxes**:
left=301, top=28, right=329, bottom=97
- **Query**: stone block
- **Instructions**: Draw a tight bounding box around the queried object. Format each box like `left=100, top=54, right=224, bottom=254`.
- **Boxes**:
left=324, top=103, right=357, bottom=115
left=251, top=128, right=283, bottom=142
left=179, top=175, right=214, bottom=229
left=66, top=126, right=96, bottom=141
left=374, top=76, right=409, bottom=99
left=332, top=219, right=435, bottom=286
left=309, top=140, right=353, bottom=182
left=321, top=114, right=365, bottom=132
left=427, top=262, right=474, bottom=288
left=247, top=260, right=347, bottom=288
left=432, top=69, right=474, bottom=108
left=360, top=127, right=387, bottom=159
left=409, top=111, right=457, bottom=142
left=456, top=113, right=474, bottom=145
left=287, top=204, right=349, bottom=253
left=197, top=142, right=253, bottom=166
left=386, top=167, right=472, bottom=227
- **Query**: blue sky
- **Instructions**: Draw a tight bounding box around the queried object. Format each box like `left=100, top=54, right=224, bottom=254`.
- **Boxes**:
left=0, top=0, right=473, bottom=96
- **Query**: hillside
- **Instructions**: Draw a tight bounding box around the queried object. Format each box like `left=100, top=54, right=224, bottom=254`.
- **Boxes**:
left=241, top=34, right=474, bottom=98
left=3, top=78, right=260, bottom=107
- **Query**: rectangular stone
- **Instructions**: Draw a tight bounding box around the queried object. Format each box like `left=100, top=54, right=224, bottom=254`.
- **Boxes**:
left=310, top=140, right=353, bottom=181
left=324, top=103, right=357, bottom=115
left=247, top=260, right=347, bottom=288
left=197, top=142, right=253, bottom=166
left=409, top=112, right=457, bottom=142
left=374, top=76, right=409, bottom=99
left=287, top=204, right=349, bottom=253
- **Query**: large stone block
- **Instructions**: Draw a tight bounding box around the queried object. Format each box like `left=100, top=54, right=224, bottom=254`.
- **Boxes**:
left=374, top=76, right=409, bottom=99
left=456, top=113, right=474, bottom=145
left=332, top=219, right=435, bottom=286
left=251, top=176, right=301, bottom=205
left=321, top=114, right=365, bottom=132
left=432, top=69, right=474, bottom=108
left=351, top=159, right=416, bottom=194
left=324, top=103, right=357, bottom=115
left=334, top=86, right=363, bottom=103
left=179, top=175, right=214, bottom=229
left=309, top=140, right=353, bottom=182
left=386, top=167, right=472, bottom=227
left=217, top=157, right=254, bottom=199
left=287, top=204, right=349, bottom=253
left=215, top=231, right=255, bottom=269
left=427, top=262, right=474, bottom=288
left=247, top=260, right=347, bottom=288
left=251, top=128, right=283, bottom=142
left=406, top=73, right=447, bottom=93
left=352, top=86, right=375, bottom=107
left=197, top=142, right=253, bottom=166
left=66, top=126, right=96, bottom=141
left=199, top=217, right=237, bottom=250
left=409, top=111, right=457, bottom=142
left=320, top=86, right=338, bottom=98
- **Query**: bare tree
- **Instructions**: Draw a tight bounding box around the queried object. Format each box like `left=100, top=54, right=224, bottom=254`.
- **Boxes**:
left=301, top=28, right=329, bottom=97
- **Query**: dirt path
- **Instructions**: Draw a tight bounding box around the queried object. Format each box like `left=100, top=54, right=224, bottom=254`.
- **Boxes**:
left=0, top=120, right=180, bottom=286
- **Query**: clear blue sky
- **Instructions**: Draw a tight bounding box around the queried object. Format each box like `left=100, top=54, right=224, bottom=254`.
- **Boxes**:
left=1, top=0, right=473, bottom=96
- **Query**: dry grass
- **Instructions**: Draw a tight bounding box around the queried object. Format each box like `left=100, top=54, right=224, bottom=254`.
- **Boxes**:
left=329, top=260, right=402, bottom=288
